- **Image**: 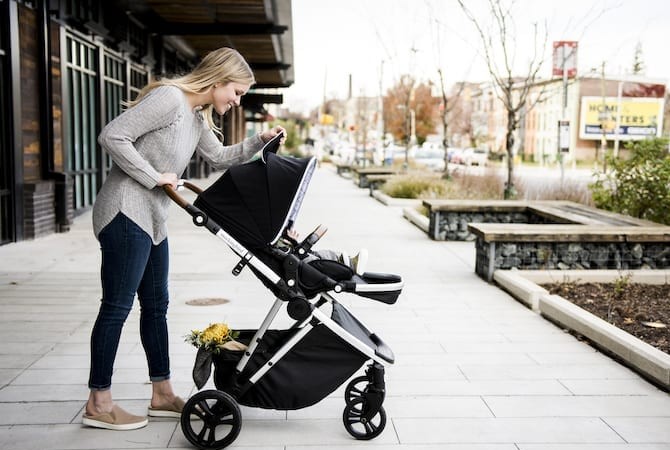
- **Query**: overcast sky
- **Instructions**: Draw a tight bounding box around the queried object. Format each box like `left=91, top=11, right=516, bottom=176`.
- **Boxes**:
left=282, top=0, right=670, bottom=115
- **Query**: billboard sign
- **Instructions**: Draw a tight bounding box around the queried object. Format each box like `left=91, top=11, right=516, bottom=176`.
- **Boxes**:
left=579, top=96, right=664, bottom=140
left=552, top=41, right=578, bottom=78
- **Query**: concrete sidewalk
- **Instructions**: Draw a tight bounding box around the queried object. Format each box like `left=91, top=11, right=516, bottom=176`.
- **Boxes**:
left=0, top=165, right=669, bottom=450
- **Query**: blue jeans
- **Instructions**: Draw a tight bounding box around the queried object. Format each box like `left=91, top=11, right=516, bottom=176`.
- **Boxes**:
left=89, top=213, right=171, bottom=390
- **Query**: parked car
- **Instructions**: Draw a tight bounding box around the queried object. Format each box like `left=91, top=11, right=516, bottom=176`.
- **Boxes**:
left=462, top=148, right=489, bottom=166
left=448, top=147, right=465, bottom=164
left=413, top=147, right=446, bottom=171
left=389, top=144, right=417, bottom=164
left=333, top=143, right=355, bottom=163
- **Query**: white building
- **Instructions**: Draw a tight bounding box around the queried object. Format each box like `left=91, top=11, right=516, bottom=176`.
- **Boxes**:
left=468, top=75, right=666, bottom=163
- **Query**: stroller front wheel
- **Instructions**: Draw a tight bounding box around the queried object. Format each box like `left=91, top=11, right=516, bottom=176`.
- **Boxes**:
left=181, top=390, right=242, bottom=450
left=342, top=397, right=386, bottom=440
left=344, top=375, right=369, bottom=403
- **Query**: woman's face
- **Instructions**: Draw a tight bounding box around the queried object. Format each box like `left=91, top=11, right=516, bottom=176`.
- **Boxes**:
left=211, top=82, right=250, bottom=115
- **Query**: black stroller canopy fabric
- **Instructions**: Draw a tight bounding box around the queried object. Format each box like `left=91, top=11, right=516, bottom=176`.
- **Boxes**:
left=194, top=146, right=317, bottom=249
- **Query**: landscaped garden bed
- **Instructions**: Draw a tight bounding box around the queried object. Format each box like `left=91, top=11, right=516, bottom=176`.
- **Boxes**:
left=542, top=279, right=669, bottom=354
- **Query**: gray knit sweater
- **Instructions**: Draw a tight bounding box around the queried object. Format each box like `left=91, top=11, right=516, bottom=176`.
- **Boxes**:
left=93, top=85, right=265, bottom=244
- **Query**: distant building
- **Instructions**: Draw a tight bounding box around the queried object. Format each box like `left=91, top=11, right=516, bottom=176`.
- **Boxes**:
left=470, top=82, right=508, bottom=153
left=466, top=75, right=666, bottom=162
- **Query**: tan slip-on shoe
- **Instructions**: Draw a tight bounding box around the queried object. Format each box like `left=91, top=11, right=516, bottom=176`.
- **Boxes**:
left=148, top=396, right=185, bottom=418
left=82, top=405, right=148, bottom=431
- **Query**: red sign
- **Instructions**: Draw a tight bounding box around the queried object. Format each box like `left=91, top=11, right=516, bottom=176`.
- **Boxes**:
left=553, top=41, right=578, bottom=78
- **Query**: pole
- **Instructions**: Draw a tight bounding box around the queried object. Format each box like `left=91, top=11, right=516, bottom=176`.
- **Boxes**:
left=560, top=45, right=568, bottom=185
left=405, top=100, right=410, bottom=170
left=613, top=78, right=623, bottom=158
left=378, top=60, right=384, bottom=165
left=599, top=61, right=607, bottom=172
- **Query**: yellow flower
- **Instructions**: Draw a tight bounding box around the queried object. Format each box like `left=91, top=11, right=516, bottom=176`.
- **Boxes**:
left=200, top=323, right=230, bottom=344
left=185, top=322, right=238, bottom=354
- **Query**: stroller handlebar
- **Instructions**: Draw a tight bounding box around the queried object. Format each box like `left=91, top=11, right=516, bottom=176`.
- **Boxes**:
left=162, top=180, right=204, bottom=208
left=163, top=181, right=210, bottom=228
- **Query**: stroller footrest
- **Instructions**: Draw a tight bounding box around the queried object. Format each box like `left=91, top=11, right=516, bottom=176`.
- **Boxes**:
left=371, top=334, right=395, bottom=364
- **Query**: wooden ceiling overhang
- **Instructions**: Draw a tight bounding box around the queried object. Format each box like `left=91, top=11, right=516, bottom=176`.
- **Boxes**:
left=124, top=0, right=294, bottom=89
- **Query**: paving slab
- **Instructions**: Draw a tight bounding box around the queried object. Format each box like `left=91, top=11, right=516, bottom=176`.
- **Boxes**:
left=0, top=165, right=668, bottom=449
left=392, top=417, right=624, bottom=444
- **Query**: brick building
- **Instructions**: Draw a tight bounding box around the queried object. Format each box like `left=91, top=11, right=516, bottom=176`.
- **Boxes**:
left=0, top=0, right=293, bottom=244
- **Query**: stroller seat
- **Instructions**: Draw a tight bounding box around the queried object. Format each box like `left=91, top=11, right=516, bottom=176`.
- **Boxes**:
left=298, top=254, right=403, bottom=304
left=191, top=143, right=404, bottom=306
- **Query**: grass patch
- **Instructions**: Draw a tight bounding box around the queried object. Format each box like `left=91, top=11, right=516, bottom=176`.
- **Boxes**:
left=381, top=173, right=447, bottom=199
left=517, top=176, right=594, bottom=205
left=381, top=169, right=594, bottom=206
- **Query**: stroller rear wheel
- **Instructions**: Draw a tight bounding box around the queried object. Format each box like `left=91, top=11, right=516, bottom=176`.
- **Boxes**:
left=342, top=397, right=386, bottom=440
left=181, top=390, right=242, bottom=450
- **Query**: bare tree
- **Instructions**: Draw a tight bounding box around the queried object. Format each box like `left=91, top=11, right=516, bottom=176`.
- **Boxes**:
left=425, top=2, right=472, bottom=179
left=631, top=41, right=645, bottom=75
left=437, top=70, right=468, bottom=179
left=457, top=0, right=548, bottom=198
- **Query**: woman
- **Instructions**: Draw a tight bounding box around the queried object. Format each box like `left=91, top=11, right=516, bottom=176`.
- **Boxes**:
left=84, top=47, right=285, bottom=431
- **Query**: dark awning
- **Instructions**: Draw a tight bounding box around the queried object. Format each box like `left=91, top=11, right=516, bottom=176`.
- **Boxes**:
left=120, top=0, right=294, bottom=89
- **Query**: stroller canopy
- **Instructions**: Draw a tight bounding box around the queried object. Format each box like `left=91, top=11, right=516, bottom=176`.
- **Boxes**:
left=194, top=142, right=317, bottom=250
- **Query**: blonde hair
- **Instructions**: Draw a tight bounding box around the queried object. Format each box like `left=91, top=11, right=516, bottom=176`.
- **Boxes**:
left=128, top=47, right=255, bottom=131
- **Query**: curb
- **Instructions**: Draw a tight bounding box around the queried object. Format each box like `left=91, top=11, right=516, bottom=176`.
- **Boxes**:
left=371, top=190, right=422, bottom=207
left=493, top=270, right=548, bottom=311
left=495, top=269, right=670, bottom=390
left=402, top=207, right=429, bottom=233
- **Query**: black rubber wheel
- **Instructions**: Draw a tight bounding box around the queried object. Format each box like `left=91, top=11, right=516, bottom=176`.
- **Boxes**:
left=342, top=397, right=386, bottom=440
left=181, top=390, right=242, bottom=450
left=344, top=375, right=369, bottom=404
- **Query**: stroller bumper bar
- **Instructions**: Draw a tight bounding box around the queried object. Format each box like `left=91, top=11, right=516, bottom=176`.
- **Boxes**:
left=338, top=272, right=404, bottom=305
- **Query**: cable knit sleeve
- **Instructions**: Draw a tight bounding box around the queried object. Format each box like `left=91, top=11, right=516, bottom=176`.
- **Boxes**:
left=97, top=86, right=183, bottom=189
left=196, top=123, right=265, bottom=170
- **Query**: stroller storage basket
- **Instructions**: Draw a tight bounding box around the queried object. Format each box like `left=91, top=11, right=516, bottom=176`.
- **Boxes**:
left=213, top=304, right=377, bottom=410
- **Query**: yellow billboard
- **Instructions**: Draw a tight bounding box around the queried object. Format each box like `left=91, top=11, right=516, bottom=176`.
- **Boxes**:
left=579, top=96, right=664, bottom=140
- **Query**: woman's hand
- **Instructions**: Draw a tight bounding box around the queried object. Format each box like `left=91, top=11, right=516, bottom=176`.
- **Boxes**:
left=157, top=172, right=179, bottom=190
left=260, top=125, right=287, bottom=144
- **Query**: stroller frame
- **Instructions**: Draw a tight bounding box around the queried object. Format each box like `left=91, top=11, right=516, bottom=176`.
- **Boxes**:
left=166, top=178, right=401, bottom=449
left=240, top=292, right=394, bottom=386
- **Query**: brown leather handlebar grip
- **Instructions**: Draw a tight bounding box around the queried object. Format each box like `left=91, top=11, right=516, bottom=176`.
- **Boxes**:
left=162, top=181, right=205, bottom=209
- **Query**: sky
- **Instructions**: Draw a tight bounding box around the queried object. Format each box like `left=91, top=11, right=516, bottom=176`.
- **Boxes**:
left=282, top=0, right=670, bottom=115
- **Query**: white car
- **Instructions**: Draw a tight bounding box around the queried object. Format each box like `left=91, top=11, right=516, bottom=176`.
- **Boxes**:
left=413, top=147, right=446, bottom=171
left=463, top=148, right=489, bottom=166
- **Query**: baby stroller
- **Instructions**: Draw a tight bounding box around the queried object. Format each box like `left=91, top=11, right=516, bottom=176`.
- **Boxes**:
left=164, top=135, right=403, bottom=449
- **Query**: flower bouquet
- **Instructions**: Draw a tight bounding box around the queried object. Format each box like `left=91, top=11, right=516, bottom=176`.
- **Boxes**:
left=185, top=322, right=248, bottom=389
left=185, top=322, right=247, bottom=354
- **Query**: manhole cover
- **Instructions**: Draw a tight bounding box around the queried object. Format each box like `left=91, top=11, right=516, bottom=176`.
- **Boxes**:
left=186, top=298, right=230, bottom=306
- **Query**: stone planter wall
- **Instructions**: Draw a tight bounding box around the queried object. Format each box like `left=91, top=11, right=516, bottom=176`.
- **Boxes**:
left=476, top=239, right=670, bottom=281
left=430, top=211, right=558, bottom=241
